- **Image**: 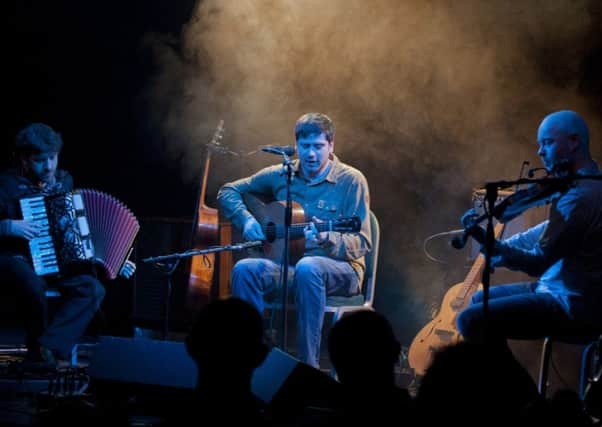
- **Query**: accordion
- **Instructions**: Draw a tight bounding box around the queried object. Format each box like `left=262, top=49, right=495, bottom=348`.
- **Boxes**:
left=19, top=189, right=140, bottom=280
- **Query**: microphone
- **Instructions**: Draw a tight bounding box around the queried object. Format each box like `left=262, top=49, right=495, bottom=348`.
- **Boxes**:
left=261, top=145, right=296, bottom=156
left=451, top=232, right=469, bottom=249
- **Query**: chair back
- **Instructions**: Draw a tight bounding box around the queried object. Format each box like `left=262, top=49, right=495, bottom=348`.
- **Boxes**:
left=325, top=210, right=380, bottom=308
left=362, top=210, right=380, bottom=307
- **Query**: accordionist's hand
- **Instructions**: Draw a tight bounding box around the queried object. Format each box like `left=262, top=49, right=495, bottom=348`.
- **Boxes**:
left=119, top=260, right=136, bottom=279
left=9, top=220, right=42, bottom=241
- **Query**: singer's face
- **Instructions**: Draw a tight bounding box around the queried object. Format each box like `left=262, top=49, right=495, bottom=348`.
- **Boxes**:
left=536, top=119, right=575, bottom=174
left=21, top=151, right=58, bottom=185
left=296, top=132, right=333, bottom=178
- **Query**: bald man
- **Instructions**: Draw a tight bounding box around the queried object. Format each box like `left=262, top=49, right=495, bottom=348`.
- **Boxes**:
left=456, top=110, right=602, bottom=343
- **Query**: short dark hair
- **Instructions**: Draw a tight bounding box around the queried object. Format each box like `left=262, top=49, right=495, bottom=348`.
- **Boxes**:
left=15, top=123, right=64, bottom=156
left=294, top=112, right=335, bottom=142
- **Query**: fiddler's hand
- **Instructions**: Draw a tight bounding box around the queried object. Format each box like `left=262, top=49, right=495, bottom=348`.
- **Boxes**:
left=460, top=208, right=480, bottom=230
left=459, top=208, right=487, bottom=246
left=119, top=260, right=136, bottom=279
left=243, top=217, right=266, bottom=241
left=304, top=216, right=328, bottom=244
left=10, top=220, right=43, bottom=241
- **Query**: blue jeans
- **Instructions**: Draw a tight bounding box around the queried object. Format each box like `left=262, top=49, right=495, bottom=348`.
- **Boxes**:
left=456, top=282, right=572, bottom=342
left=231, top=256, right=360, bottom=368
left=0, top=255, right=105, bottom=358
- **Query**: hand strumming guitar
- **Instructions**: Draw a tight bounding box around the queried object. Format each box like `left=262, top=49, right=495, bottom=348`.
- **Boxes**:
left=243, top=216, right=266, bottom=241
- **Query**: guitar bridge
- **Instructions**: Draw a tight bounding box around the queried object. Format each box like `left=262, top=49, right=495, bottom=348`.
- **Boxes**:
left=434, top=329, right=455, bottom=343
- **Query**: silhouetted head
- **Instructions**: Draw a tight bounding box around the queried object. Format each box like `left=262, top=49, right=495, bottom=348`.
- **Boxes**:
left=185, top=297, right=269, bottom=379
left=328, top=310, right=401, bottom=386
left=415, top=341, right=538, bottom=426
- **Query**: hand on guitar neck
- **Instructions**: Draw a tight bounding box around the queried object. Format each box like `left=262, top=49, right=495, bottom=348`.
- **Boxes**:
left=243, top=215, right=331, bottom=245
left=303, top=216, right=329, bottom=245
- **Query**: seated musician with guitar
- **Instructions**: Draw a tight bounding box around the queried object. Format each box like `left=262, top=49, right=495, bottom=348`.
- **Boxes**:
left=217, top=112, right=371, bottom=368
left=456, top=110, right=602, bottom=346
left=0, top=123, right=135, bottom=365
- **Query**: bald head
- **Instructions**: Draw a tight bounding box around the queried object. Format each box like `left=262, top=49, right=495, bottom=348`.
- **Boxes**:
left=539, top=110, right=589, bottom=148
left=537, top=110, right=591, bottom=173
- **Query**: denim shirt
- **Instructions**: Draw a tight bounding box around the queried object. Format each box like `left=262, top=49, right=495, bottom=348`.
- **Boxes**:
left=494, top=161, right=602, bottom=325
left=217, top=155, right=371, bottom=281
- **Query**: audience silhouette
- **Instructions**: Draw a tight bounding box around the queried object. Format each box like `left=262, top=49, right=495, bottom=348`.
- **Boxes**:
left=328, top=310, right=414, bottom=425
left=414, top=340, right=539, bottom=427
left=183, top=296, right=271, bottom=426
left=20, top=297, right=602, bottom=426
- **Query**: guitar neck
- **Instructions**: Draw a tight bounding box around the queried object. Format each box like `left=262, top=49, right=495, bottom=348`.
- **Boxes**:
left=265, top=221, right=336, bottom=239
left=454, top=223, right=505, bottom=302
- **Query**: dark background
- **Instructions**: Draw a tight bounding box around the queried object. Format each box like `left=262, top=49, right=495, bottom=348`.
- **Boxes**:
left=5, top=0, right=602, bottom=349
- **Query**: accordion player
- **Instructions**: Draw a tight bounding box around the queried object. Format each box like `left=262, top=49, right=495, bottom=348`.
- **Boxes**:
left=19, top=189, right=140, bottom=280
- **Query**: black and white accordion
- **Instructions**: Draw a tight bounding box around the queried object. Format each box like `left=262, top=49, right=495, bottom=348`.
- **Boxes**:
left=19, top=189, right=140, bottom=279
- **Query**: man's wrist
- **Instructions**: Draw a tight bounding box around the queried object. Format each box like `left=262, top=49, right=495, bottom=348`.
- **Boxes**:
left=0, top=219, right=12, bottom=237
left=318, top=232, right=330, bottom=245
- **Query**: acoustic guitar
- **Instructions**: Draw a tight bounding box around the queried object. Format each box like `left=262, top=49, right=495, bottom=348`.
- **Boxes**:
left=408, top=222, right=504, bottom=376
left=243, top=193, right=361, bottom=264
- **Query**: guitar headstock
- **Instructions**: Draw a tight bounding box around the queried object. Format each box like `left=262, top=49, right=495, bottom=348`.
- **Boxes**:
left=332, top=216, right=362, bottom=232
left=207, top=120, right=228, bottom=154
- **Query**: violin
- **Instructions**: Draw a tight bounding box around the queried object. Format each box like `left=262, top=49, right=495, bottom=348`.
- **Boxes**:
left=452, top=173, right=573, bottom=249
left=492, top=178, right=569, bottom=222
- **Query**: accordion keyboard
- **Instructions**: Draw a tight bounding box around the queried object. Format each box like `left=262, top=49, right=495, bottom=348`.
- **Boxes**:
left=19, top=195, right=60, bottom=276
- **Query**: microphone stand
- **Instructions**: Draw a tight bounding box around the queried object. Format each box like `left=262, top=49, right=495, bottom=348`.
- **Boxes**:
left=278, top=152, right=295, bottom=351
left=481, top=183, right=497, bottom=340
left=143, top=241, right=263, bottom=340
left=480, top=162, right=528, bottom=340
left=152, top=260, right=179, bottom=341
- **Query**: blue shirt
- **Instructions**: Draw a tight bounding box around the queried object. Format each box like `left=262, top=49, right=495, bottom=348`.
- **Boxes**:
left=495, top=161, right=602, bottom=326
left=217, top=155, right=371, bottom=280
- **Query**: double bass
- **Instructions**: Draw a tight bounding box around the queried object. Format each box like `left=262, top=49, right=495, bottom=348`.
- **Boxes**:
left=186, top=121, right=226, bottom=311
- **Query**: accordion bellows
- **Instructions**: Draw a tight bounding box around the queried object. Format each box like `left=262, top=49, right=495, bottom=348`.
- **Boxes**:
left=20, top=189, right=140, bottom=280
left=81, top=189, right=140, bottom=279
